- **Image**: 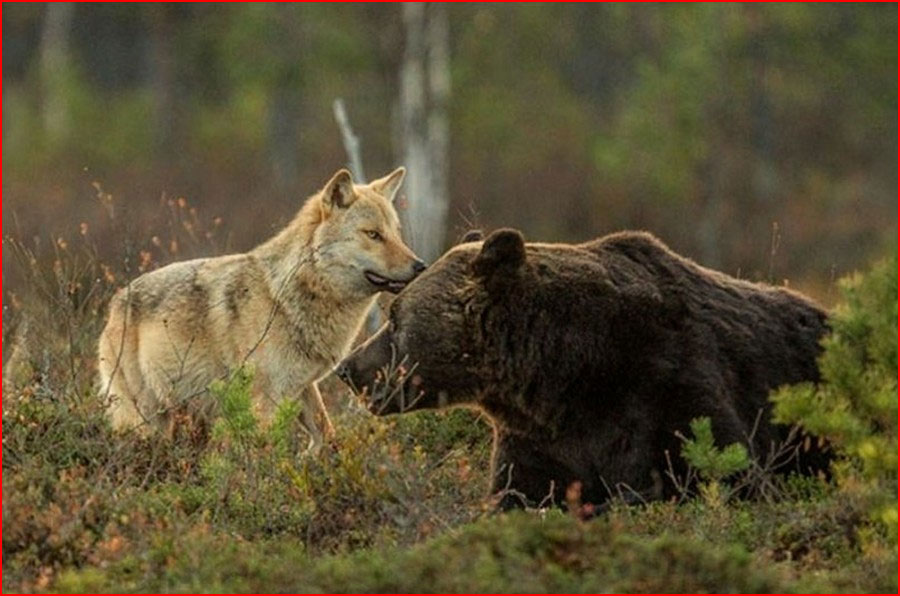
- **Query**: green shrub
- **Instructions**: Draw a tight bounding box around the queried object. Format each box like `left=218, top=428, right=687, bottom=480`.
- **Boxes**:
left=681, top=417, right=751, bottom=482
left=197, top=368, right=490, bottom=544
left=677, top=416, right=751, bottom=506
left=209, top=366, right=259, bottom=445
left=773, top=257, right=898, bottom=534
left=391, top=407, right=492, bottom=464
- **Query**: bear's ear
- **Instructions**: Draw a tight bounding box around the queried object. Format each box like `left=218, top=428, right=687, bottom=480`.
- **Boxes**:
left=321, top=169, right=356, bottom=210
left=471, top=228, right=526, bottom=278
left=459, top=229, right=483, bottom=244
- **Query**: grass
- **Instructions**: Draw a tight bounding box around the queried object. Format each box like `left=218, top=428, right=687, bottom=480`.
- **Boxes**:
left=4, top=327, right=895, bottom=593
left=51, top=511, right=788, bottom=593
left=2, top=203, right=896, bottom=593
left=38, top=490, right=900, bottom=593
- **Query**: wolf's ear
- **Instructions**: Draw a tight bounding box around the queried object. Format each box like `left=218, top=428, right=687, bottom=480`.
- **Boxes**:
left=370, top=167, right=406, bottom=203
left=471, top=228, right=526, bottom=279
left=322, top=169, right=356, bottom=210
left=459, top=229, right=483, bottom=244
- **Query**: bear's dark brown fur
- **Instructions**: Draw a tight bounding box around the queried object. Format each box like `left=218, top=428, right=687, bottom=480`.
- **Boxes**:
left=338, top=229, right=831, bottom=509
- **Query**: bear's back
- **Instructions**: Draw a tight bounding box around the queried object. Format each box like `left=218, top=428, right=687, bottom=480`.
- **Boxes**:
left=579, top=231, right=829, bottom=470
left=583, top=231, right=827, bottom=345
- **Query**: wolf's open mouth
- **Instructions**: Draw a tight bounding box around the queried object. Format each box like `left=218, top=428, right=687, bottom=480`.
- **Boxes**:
left=364, top=270, right=410, bottom=293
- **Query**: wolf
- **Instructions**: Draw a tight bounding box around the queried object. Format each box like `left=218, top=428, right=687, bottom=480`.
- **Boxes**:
left=97, top=167, right=424, bottom=447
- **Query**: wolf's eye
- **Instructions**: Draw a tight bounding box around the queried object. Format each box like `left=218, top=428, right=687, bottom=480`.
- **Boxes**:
left=365, top=230, right=383, bottom=241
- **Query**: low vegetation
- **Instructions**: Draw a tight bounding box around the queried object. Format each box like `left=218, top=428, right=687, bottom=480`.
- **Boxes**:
left=2, top=222, right=896, bottom=592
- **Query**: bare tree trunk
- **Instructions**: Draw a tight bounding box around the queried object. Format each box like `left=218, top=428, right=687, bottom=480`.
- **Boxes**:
left=333, top=98, right=366, bottom=182
left=270, top=84, right=301, bottom=190
left=38, top=2, right=75, bottom=148
left=400, top=3, right=430, bottom=255
left=147, top=5, right=178, bottom=161
left=697, top=154, right=724, bottom=270
left=333, top=99, right=383, bottom=333
left=426, top=4, right=450, bottom=250
left=399, top=3, right=451, bottom=263
left=269, top=5, right=303, bottom=192
left=746, top=3, right=777, bottom=208
left=696, top=9, right=727, bottom=270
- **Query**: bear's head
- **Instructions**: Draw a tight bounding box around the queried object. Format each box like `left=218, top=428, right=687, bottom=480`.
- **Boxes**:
left=336, top=227, right=567, bottom=416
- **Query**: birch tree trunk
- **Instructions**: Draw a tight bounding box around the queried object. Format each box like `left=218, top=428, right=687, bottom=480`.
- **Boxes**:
left=39, top=2, right=75, bottom=148
left=399, top=3, right=450, bottom=263
left=426, top=4, right=450, bottom=253
left=147, top=4, right=178, bottom=161
left=269, top=4, right=303, bottom=192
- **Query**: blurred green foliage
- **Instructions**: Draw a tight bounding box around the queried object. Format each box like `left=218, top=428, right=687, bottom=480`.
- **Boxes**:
left=2, top=3, right=896, bottom=299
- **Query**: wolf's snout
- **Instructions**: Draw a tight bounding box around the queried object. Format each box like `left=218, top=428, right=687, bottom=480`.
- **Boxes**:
left=363, top=257, right=425, bottom=294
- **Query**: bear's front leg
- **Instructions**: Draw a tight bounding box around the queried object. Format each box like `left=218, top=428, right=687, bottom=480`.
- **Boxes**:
left=490, top=431, right=568, bottom=510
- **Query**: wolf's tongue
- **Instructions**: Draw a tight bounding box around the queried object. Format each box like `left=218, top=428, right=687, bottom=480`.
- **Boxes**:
left=365, top=271, right=389, bottom=285
left=365, top=271, right=409, bottom=293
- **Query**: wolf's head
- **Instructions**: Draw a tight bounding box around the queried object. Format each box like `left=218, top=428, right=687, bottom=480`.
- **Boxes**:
left=310, top=167, right=425, bottom=297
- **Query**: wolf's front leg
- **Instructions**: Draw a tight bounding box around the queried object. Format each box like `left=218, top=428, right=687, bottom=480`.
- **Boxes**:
left=300, top=382, right=334, bottom=453
left=311, top=382, right=336, bottom=439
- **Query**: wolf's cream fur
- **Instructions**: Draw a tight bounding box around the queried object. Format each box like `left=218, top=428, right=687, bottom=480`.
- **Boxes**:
left=97, top=167, right=422, bottom=446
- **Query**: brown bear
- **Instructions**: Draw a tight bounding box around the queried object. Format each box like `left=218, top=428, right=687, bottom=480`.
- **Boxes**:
left=336, top=228, right=831, bottom=509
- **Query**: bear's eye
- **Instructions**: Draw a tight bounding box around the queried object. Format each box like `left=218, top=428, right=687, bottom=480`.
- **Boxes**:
left=364, top=230, right=383, bottom=241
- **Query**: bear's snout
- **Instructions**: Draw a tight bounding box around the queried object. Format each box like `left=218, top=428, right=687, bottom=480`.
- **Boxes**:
left=334, top=353, right=371, bottom=397
left=335, top=325, right=409, bottom=414
left=334, top=361, right=353, bottom=386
